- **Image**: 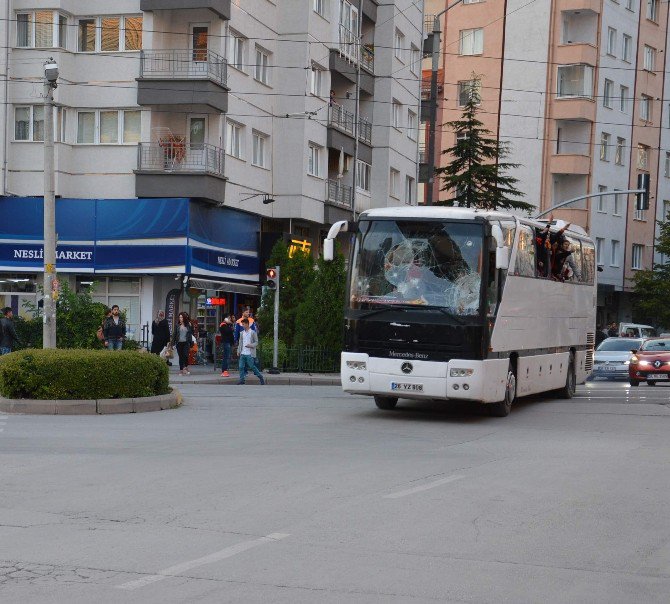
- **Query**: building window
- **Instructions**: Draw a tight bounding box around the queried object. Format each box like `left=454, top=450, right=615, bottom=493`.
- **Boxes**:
left=14, top=105, right=45, bottom=142
left=78, top=277, right=141, bottom=338
left=407, top=110, right=417, bottom=140
left=313, top=0, right=325, bottom=17
left=75, top=109, right=140, bottom=144
left=254, top=46, right=270, bottom=85
left=644, top=45, right=656, bottom=71
left=597, top=185, right=607, bottom=212
left=307, top=143, right=321, bottom=177
left=392, top=100, right=402, bottom=129
left=610, top=240, right=620, bottom=267
left=77, top=15, right=142, bottom=52
left=405, top=176, right=415, bottom=205
left=390, top=168, right=400, bottom=199
left=557, top=64, right=594, bottom=99
left=625, top=0, right=634, bottom=10
left=229, top=31, right=246, bottom=71
left=600, top=132, right=611, bottom=161
left=459, top=28, right=483, bottom=55
left=665, top=152, right=670, bottom=178
left=310, top=66, right=322, bottom=96
left=620, top=85, right=629, bottom=112
left=252, top=131, right=268, bottom=168
left=622, top=34, right=632, bottom=62
left=226, top=121, right=244, bottom=159
left=16, top=10, right=69, bottom=49
left=394, top=28, right=405, bottom=62
left=647, top=0, right=658, bottom=22
left=632, top=244, right=643, bottom=269
left=614, top=190, right=622, bottom=216
left=410, top=45, right=420, bottom=75
left=356, top=160, right=371, bottom=192
left=607, top=27, right=617, bottom=56
left=596, top=238, right=604, bottom=265
left=637, top=144, right=649, bottom=170
left=615, top=137, right=625, bottom=165
left=640, top=95, right=652, bottom=121
left=458, top=79, right=481, bottom=106
left=603, top=79, right=613, bottom=108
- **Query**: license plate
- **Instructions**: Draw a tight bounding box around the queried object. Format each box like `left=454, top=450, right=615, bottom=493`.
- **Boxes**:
left=391, top=382, right=424, bottom=392
left=647, top=374, right=669, bottom=380
left=601, top=365, right=619, bottom=371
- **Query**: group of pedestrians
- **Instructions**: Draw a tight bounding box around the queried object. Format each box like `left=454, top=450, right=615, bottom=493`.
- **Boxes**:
left=219, top=309, right=264, bottom=385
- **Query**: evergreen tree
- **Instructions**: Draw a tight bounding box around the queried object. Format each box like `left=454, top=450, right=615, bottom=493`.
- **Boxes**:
left=632, top=210, right=670, bottom=328
left=435, top=80, right=533, bottom=213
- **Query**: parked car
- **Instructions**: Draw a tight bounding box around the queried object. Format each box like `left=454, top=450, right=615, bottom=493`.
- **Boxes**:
left=593, top=337, right=645, bottom=380
left=629, top=337, right=670, bottom=386
left=618, top=323, right=656, bottom=338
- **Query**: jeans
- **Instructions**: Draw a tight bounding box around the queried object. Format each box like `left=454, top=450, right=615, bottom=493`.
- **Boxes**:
left=221, top=342, right=232, bottom=371
left=107, top=338, right=123, bottom=351
left=238, top=354, right=264, bottom=384
left=176, top=341, right=190, bottom=370
left=0, top=346, right=10, bottom=356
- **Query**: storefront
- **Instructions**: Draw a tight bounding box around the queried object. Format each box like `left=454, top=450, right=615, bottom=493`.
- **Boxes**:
left=0, top=196, right=261, bottom=345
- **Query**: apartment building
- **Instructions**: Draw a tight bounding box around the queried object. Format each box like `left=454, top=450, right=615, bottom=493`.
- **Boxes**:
left=0, top=0, right=422, bottom=340
left=421, top=0, right=670, bottom=326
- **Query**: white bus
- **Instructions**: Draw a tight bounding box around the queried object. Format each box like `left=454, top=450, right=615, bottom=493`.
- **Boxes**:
left=324, top=207, right=597, bottom=417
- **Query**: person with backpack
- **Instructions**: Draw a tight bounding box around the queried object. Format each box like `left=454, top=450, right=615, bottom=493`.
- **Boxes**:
left=0, top=307, right=21, bottom=355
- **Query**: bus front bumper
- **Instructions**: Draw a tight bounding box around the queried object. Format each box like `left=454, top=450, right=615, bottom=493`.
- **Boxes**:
left=341, top=353, right=508, bottom=403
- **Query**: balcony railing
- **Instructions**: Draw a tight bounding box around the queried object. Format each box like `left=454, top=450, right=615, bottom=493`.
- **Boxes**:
left=326, top=179, right=353, bottom=208
left=139, top=49, right=228, bottom=88
left=338, top=24, right=374, bottom=73
left=137, top=142, right=225, bottom=177
left=328, top=104, right=372, bottom=145
left=418, top=143, right=427, bottom=164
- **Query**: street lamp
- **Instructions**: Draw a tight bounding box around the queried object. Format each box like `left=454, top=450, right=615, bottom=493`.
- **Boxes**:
left=43, top=58, right=58, bottom=349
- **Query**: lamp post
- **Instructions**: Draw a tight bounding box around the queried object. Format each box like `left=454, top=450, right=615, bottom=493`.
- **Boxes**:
left=42, top=58, right=58, bottom=349
left=425, top=0, right=463, bottom=206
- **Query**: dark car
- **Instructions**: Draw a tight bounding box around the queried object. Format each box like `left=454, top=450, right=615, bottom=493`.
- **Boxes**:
left=629, top=338, right=670, bottom=386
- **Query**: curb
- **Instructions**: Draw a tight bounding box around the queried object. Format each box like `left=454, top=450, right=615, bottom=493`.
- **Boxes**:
left=169, top=377, right=341, bottom=386
left=0, top=389, right=182, bottom=415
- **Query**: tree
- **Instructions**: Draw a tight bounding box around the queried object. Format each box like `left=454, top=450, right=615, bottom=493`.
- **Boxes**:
left=632, top=211, right=670, bottom=329
left=435, top=80, right=534, bottom=213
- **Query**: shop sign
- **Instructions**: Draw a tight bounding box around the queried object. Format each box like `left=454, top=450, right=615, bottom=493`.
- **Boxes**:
left=288, top=239, right=311, bottom=257
left=207, top=297, right=226, bottom=306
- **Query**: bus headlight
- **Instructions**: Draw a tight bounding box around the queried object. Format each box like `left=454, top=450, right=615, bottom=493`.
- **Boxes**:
left=450, top=368, right=474, bottom=377
left=346, top=360, right=367, bottom=370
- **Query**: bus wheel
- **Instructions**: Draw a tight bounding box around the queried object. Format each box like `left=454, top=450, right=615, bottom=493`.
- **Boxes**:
left=557, top=356, right=576, bottom=399
left=489, top=366, right=516, bottom=417
left=374, top=396, right=398, bottom=410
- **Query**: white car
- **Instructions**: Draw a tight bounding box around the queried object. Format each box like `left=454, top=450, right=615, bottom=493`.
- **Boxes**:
left=592, top=337, right=645, bottom=380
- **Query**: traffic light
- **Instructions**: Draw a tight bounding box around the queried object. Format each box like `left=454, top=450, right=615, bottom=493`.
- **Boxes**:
left=266, top=267, right=278, bottom=290
left=636, top=173, right=650, bottom=211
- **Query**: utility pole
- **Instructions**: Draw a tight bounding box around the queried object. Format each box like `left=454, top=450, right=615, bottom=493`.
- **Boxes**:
left=351, top=0, right=363, bottom=219
left=43, top=58, right=59, bottom=349
left=425, top=0, right=463, bottom=206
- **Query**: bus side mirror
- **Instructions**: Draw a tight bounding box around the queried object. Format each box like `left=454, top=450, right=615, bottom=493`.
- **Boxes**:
left=496, top=246, right=510, bottom=270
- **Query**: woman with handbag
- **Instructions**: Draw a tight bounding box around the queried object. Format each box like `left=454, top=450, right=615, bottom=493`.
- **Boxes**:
left=172, top=312, right=194, bottom=375
left=150, top=310, right=171, bottom=364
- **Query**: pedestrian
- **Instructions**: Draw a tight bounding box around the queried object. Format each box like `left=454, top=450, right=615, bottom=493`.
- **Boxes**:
left=552, top=239, right=581, bottom=281
left=103, top=305, right=126, bottom=350
left=172, top=311, right=194, bottom=376
left=595, top=325, right=607, bottom=347
left=234, top=308, right=257, bottom=344
left=219, top=316, right=235, bottom=377
left=329, top=89, right=336, bottom=107
left=607, top=322, right=619, bottom=338
left=150, top=310, right=171, bottom=363
left=237, top=318, right=265, bottom=385
left=0, top=307, right=21, bottom=355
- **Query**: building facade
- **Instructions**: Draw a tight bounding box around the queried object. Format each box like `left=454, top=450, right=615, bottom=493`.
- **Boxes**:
left=421, top=0, right=670, bottom=327
left=0, top=0, right=422, bottom=342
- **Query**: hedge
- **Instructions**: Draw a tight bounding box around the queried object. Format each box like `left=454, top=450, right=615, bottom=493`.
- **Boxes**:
left=0, top=349, right=170, bottom=400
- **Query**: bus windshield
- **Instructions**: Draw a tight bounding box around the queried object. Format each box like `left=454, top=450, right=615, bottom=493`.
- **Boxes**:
left=350, top=220, right=484, bottom=315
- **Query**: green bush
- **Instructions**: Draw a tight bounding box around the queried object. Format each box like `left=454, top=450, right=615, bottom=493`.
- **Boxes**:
left=258, top=336, right=287, bottom=368
left=0, top=349, right=169, bottom=400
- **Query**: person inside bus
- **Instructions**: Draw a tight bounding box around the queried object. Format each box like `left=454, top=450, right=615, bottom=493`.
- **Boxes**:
left=552, top=239, right=581, bottom=281
left=535, top=225, right=552, bottom=277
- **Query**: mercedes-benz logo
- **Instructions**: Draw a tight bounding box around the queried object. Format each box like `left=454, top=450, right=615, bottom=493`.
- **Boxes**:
left=401, top=362, right=413, bottom=374
left=654, top=360, right=662, bottom=368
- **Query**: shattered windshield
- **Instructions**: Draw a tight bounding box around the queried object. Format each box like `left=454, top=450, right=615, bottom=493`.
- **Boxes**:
left=350, top=220, right=484, bottom=315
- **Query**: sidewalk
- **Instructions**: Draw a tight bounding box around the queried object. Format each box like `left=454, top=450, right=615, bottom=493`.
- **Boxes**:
left=168, top=363, right=341, bottom=386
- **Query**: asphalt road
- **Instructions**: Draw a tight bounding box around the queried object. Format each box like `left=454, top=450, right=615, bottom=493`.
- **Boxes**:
left=1, top=381, right=669, bottom=603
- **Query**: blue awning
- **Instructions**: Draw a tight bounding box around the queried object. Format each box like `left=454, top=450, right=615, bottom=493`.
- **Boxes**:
left=0, top=197, right=260, bottom=282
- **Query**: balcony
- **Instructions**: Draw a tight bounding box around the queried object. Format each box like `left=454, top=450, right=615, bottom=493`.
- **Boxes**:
left=555, top=43, right=598, bottom=67
left=558, top=0, right=600, bottom=13
left=137, top=49, right=229, bottom=112
left=135, top=142, right=227, bottom=204
left=326, top=179, right=354, bottom=209
left=328, top=105, right=372, bottom=145
left=553, top=98, right=596, bottom=122
left=140, top=0, right=231, bottom=19
left=549, top=153, right=591, bottom=175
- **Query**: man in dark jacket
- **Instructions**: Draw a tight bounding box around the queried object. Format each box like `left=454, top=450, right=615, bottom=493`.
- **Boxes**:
left=150, top=310, right=171, bottom=355
left=0, top=307, right=21, bottom=355
left=219, top=316, right=235, bottom=377
left=103, top=305, right=126, bottom=350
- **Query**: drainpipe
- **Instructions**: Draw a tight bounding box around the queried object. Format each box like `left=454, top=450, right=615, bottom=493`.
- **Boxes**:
left=2, top=0, right=11, bottom=195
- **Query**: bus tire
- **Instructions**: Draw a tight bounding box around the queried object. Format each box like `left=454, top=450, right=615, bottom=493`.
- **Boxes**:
left=629, top=380, right=640, bottom=387
left=489, top=365, right=516, bottom=417
left=557, top=356, right=576, bottom=399
left=374, top=396, right=398, bottom=410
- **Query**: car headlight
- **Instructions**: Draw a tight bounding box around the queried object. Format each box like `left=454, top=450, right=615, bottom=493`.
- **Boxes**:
left=450, top=368, right=474, bottom=377
left=346, top=360, right=367, bottom=370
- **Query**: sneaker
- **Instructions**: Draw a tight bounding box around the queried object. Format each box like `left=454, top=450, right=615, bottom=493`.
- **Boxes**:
left=259, top=378, right=266, bottom=385
left=185, top=370, right=191, bottom=375
left=222, top=371, right=230, bottom=377
left=237, top=381, right=245, bottom=385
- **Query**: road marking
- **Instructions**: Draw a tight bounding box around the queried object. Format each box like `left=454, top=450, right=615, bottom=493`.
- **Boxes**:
left=383, top=474, right=465, bottom=499
left=117, top=533, right=289, bottom=590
